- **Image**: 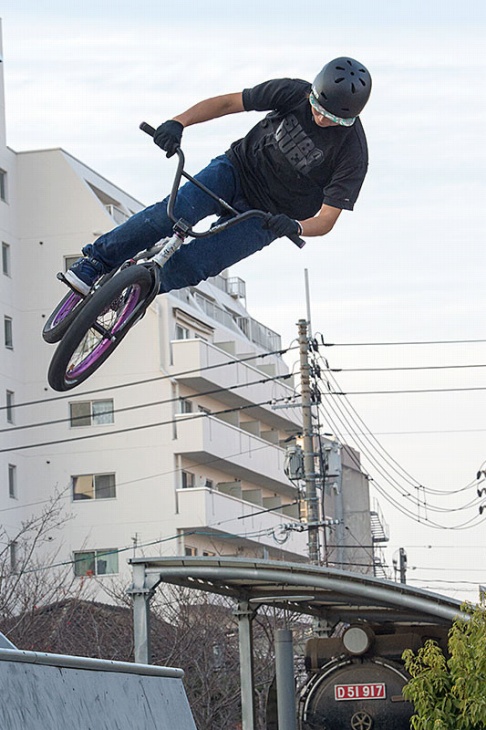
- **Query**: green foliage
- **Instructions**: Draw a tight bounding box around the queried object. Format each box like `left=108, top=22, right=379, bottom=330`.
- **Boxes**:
left=402, top=603, right=486, bottom=730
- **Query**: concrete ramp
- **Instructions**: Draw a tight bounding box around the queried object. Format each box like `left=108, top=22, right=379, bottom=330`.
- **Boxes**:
left=0, top=648, right=197, bottom=730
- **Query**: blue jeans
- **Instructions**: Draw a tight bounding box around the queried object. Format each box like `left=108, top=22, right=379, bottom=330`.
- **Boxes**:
left=82, top=155, right=277, bottom=293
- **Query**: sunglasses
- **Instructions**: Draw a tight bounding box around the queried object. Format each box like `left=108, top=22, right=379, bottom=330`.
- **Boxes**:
left=309, top=91, right=356, bottom=127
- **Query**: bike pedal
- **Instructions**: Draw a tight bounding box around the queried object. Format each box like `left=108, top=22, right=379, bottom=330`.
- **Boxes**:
left=56, top=272, right=87, bottom=298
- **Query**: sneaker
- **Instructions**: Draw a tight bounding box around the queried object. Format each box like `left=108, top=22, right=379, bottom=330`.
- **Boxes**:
left=64, top=257, right=103, bottom=295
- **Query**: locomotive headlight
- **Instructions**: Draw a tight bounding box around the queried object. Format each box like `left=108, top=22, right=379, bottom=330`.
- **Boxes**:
left=342, top=624, right=374, bottom=655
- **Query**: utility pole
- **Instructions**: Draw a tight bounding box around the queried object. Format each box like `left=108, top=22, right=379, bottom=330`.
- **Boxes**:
left=393, top=548, right=408, bottom=584
left=298, top=318, right=320, bottom=563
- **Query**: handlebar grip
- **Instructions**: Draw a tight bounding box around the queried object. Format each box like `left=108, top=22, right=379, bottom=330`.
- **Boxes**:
left=289, top=233, right=306, bottom=249
left=140, top=121, right=156, bottom=137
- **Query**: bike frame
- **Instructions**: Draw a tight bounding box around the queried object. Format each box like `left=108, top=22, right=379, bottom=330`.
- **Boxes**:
left=45, top=126, right=306, bottom=390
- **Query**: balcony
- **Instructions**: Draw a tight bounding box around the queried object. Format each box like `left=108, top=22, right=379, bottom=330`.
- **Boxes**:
left=171, top=289, right=280, bottom=351
left=175, top=486, right=309, bottom=558
left=175, top=414, right=296, bottom=496
left=236, top=316, right=281, bottom=351
left=170, top=338, right=301, bottom=433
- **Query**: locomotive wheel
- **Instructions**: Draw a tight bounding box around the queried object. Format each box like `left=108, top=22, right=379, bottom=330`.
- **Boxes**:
left=351, top=711, right=373, bottom=730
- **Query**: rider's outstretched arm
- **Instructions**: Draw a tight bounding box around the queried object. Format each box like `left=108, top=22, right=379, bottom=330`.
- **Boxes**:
left=153, top=93, right=244, bottom=156
left=173, top=93, right=245, bottom=128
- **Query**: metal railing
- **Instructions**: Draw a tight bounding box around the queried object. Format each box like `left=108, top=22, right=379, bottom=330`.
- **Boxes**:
left=236, top=316, right=281, bottom=351
left=172, top=290, right=282, bottom=352
left=193, top=292, right=239, bottom=332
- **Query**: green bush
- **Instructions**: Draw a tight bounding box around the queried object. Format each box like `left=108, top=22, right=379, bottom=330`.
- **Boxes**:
left=403, top=603, right=486, bottom=729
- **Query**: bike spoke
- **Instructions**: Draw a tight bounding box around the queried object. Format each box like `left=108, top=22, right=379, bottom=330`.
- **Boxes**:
left=64, top=285, right=141, bottom=379
left=48, top=265, right=154, bottom=391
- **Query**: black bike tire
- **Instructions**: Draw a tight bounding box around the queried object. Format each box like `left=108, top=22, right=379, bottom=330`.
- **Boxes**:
left=48, top=266, right=154, bottom=391
left=42, top=290, right=87, bottom=344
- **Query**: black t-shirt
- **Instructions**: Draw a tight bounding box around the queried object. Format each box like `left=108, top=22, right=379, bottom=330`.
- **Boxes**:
left=226, top=78, right=368, bottom=219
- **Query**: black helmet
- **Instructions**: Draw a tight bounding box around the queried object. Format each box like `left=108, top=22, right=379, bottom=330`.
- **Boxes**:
left=312, top=57, right=372, bottom=119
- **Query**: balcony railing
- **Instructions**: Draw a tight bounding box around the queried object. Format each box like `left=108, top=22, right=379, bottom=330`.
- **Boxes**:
left=170, top=338, right=301, bottom=432
left=174, top=413, right=296, bottom=494
left=236, top=316, right=281, bottom=351
left=193, top=292, right=239, bottom=332
left=172, top=288, right=282, bottom=352
left=175, top=486, right=308, bottom=558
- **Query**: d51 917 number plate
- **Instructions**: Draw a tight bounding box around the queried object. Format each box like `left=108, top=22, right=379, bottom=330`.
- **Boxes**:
left=334, top=683, right=386, bottom=701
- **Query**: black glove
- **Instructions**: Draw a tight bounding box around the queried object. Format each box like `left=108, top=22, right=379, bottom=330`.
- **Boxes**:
left=263, top=213, right=303, bottom=239
left=153, top=120, right=184, bottom=157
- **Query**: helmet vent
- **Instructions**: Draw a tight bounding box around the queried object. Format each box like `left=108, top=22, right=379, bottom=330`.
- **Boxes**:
left=351, top=83, right=356, bottom=94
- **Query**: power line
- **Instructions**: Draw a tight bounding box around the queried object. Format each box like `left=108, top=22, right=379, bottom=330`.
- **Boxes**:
left=0, top=344, right=299, bottom=413
left=371, top=479, right=484, bottom=531
left=1, top=372, right=292, bottom=434
left=320, top=385, right=480, bottom=497
left=317, top=336, right=486, bottom=348
left=16, top=510, right=299, bottom=577
left=0, top=395, right=298, bottom=454
left=328, top=385, right=486, bottom=395
left=309, top=349, right=485, bottom=529
left=0, top=441, right=283, bottom=515
left=327, top=363, right=486, bottom=373
left=314, top=350, right=483, bottom=502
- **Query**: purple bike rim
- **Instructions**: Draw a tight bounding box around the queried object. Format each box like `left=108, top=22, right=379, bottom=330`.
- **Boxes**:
left=52, top=292, right=82, bottom=326
left=65, top=284, right=142, bottom=382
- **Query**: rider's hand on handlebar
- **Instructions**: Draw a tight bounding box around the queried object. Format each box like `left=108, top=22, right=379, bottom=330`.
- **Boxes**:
left=264, top=213, right=303, bottom=239
left=153, top=120, right=184, bottom=158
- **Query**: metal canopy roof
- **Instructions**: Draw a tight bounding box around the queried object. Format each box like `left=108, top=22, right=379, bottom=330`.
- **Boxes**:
left=129, top=556, right=465, bottom=627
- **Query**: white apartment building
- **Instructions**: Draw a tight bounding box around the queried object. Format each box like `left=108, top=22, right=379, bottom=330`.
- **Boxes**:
left=1, top=152, right=310, bottom=583
left=0, top=27, right=386, bottom=600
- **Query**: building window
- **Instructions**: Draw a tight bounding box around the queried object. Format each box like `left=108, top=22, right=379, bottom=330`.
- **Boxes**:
left=184, top=546, right=198, bottom=556
left=4, top=317, right=13, bottom=349
left=72, top=473, right=116, bottom=501
left=64, top=255, right=80, bottom=271
left=8, top=464, right=17, bottom=499
left=6, top=390, right=14, bottom=424
left=9, top=542, right=17, bottom=573
left=178, top=398, right=193, bottom=414
left=73, top=549, right=118, bottom=577
left=70, top=399, right=114, bottom=427
left=181, top=470, right=195, bottom=489
left=0, top=170, right=7, bottom=202
left=204, top=478, right=214, bottom=490
left=2, top=243, right=10, bottom=276
left=175, top=324, right=190, bottom=340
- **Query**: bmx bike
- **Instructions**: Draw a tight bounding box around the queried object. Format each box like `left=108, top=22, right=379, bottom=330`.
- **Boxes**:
left=43, top=122, right=305, bottom=392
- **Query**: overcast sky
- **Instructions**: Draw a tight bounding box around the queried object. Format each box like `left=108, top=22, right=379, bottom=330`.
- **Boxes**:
left=2, top=0, right=486, bottom=599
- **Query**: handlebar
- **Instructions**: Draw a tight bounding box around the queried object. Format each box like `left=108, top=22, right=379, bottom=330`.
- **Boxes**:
left=139, top=122, right=306, bottom=249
